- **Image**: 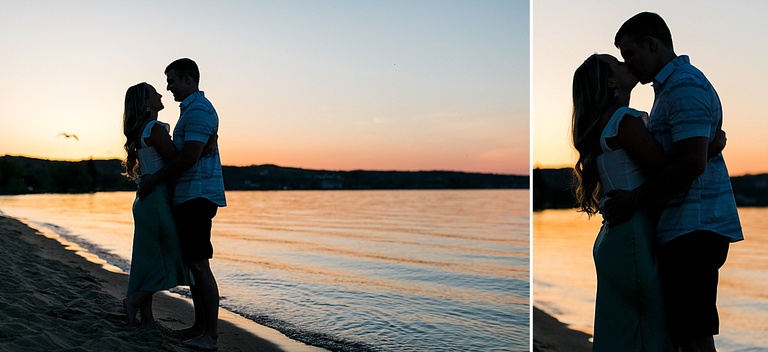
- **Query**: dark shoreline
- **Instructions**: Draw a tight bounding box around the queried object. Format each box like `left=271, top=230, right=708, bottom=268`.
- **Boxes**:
left=0, top=155, right=528, bottom=195
left=534, top=167, right=768, bottom=209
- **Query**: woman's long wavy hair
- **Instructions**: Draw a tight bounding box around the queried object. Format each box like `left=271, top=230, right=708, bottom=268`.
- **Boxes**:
left=571, top=54, right=615, bottom=217
left=122, top=82, right=150, bottom=180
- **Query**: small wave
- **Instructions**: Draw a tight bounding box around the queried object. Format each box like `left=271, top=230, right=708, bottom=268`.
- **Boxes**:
left=225, top=306, right=380, bottom=352
left=22, top=219, right=131, bottom=273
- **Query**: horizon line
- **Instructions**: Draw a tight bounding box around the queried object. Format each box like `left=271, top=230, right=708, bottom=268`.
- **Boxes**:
left=1, top=154, right=528, bottom=177
left=533, top=164, right=767, bottom=178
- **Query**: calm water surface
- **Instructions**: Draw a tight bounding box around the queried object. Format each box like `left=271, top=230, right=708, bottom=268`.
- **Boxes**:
left=0, top=190, right=528, bottom=352
left=533, top=208, right=768, bottom=352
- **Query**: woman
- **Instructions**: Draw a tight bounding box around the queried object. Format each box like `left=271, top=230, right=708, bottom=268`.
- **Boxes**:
left=571, top=53, right=730, bottom=351
left=121, top=82, right=191, bottom=327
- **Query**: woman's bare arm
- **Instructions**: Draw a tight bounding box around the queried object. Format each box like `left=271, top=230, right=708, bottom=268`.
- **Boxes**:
left=146, top=123, right=178, bottom=162
left=613, top=114, right=668, bottom=172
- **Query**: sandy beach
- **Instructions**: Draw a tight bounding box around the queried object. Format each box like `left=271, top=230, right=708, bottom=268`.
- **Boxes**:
left=0, top=214, right=327, bottom=352
left=532, top=306, right=592, bottom=352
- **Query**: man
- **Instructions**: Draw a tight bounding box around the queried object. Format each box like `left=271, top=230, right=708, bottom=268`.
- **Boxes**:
left=138, top=58, right=226, bottom=351
left=604, top=12, right=743, bottom=352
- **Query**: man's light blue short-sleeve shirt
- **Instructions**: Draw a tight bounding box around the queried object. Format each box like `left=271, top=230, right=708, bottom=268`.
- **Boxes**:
left=172, top=91, right=226, bottom=207
left=648, top=55, right=742, bottom=244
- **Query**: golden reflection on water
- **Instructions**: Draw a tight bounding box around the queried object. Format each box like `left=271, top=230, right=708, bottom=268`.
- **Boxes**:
left=216, top=190, right=527, bottom=269
left=532, top=209, right=601, bottom=334
left=215, top=190, right=529, bottom=308
left=533, top=208, right=768, bottom=349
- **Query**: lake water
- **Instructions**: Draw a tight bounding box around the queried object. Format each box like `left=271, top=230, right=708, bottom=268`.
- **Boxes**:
left=533, top=208, right=768, bottom=352
left=0, top=189, right=529, bottom=352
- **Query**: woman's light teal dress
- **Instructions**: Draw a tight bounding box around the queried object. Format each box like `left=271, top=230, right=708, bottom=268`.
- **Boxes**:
left=592, top=107, right=674, bottom=352
left=126, top=120, right=190, bottom=296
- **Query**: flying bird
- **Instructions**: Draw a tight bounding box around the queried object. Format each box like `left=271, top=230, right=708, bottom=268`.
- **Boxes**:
left=57, top=132, right=79, bottom=141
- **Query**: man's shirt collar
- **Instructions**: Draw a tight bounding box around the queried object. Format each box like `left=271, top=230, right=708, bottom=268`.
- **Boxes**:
left=180, top=91, right=204, bottom=110
left=653, top=55, right=689, bottom=90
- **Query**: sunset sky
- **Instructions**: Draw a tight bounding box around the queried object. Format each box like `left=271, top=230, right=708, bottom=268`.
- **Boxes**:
left=0, top=1, right=527, bottom=175
left=533, top=0, right=768, bottom=176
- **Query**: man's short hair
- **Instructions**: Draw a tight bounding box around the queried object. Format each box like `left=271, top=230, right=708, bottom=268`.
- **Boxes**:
left=614, top=12, right=673, bottom=50
left=165, top=58, right=200, bottom=84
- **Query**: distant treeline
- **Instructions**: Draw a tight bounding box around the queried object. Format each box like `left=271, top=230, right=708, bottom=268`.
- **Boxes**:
left=533, top=167, right=768, bottom=210
left=0, top=155, right=528, bottom=195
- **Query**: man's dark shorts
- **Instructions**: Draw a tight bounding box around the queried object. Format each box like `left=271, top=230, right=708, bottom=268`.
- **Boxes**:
left=173, top=197, right=218, bottom=263
left=658, top=230, right=730, bottom=341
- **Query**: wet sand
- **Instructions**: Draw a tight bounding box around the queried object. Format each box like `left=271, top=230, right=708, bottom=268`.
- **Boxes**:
left=532, top=306, right=592, bottom=352
left=0, top=214, right=326, bottom=352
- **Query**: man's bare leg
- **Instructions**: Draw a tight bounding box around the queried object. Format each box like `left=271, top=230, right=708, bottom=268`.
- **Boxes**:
left=174, top=284, right=205, bottom=339
left=182, top=259, right=219, bottom=351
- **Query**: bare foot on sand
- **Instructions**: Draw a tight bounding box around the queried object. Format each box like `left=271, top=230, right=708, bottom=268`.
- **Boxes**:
left=172, top=327, right=202, bottom=340
left=183, top=335, right=218, bottom=351
left=140, top=319, right=159, bottom=329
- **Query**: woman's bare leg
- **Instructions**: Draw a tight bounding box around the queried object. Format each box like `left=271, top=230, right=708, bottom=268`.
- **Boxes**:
left=123, top=291, right=154, bottom=325
left=139, top=292, right=158, bottom=328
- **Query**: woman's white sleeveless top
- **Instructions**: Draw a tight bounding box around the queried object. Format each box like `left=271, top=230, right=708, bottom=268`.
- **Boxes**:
left=596, top=107, right=648, bottom=207
left=137, top=120, right=170, bottom=175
